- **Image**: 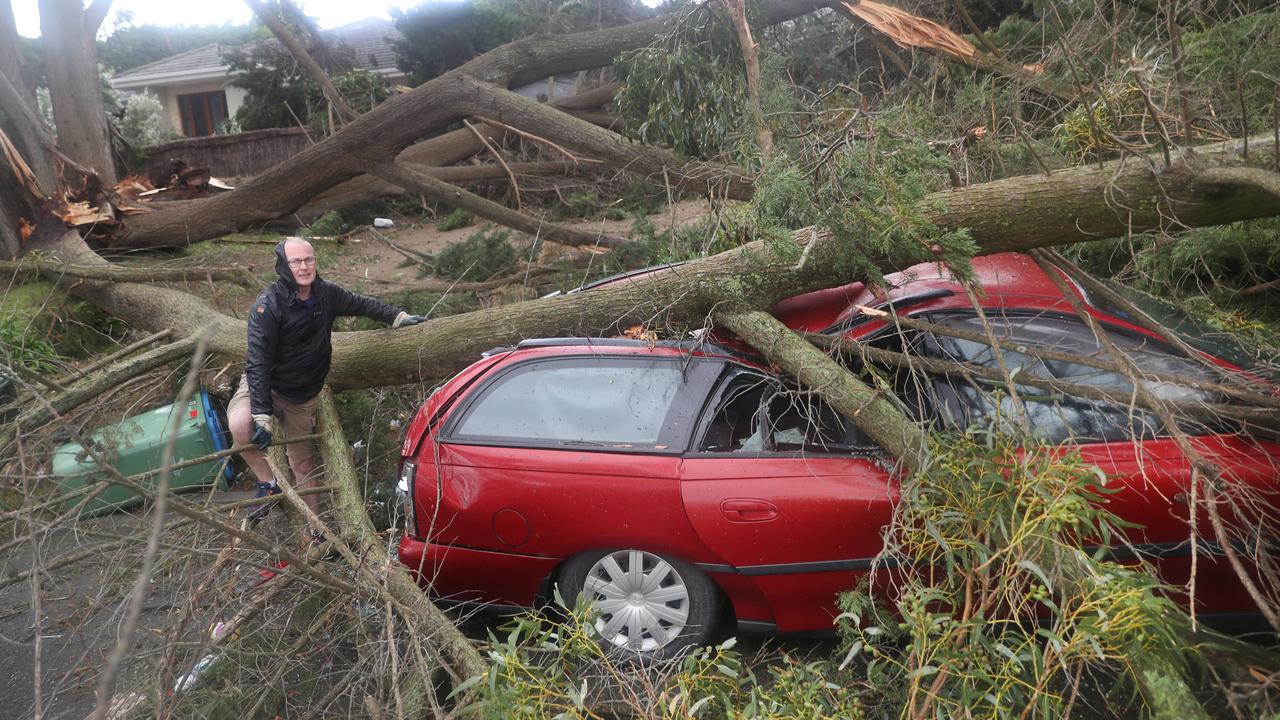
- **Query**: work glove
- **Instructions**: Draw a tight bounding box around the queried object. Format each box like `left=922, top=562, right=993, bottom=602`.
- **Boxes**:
left=394, top=312, right=426, bottom=328
left=250, top=414, right=273, bottom=450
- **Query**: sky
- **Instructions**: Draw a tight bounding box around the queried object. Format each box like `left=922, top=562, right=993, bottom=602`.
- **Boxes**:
left=11, top=0, right=414, bottom=38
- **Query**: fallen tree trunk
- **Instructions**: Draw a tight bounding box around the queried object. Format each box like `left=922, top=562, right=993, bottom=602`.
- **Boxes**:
left=28, top=134, right=1280, bottom=391
left=314, top=388, right=487, bottom=680
left=295, top=89, right=621, bottom=223
left=0, top=257, right=255, bottom=285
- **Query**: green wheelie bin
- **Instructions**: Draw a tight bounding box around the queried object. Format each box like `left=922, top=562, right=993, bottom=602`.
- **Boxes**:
left=51, top=389, right=234, bottom=516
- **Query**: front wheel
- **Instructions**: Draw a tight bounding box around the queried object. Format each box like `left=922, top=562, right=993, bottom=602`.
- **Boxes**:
left=559, top=549, right=721, bottom=661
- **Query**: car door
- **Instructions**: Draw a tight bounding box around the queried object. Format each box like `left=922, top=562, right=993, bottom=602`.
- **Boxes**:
left=679, top=368, right=897, bottom=633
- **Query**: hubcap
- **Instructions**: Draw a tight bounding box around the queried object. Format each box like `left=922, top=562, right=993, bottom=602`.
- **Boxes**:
left=581, top=550, right=690, bottom=652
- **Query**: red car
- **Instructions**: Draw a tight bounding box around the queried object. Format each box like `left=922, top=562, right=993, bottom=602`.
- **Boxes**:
left=396, top=253, right=1280, bottom=658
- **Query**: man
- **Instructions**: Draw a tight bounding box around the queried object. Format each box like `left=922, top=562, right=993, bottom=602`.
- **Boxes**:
left=227, top=237, right=423, bottom=537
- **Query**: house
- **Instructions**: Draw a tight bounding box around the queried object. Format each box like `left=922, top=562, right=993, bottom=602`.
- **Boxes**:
left=111, top=18, right=407, bottom=138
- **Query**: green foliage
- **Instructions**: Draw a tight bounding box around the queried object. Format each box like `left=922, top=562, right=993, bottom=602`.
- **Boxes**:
left=314, top=69, right=392, bottom=117
left=434, top=226, right=516, bottom=280
left=728, top=127, right=976, bottom=285
left=1183, top=12, right=1280, bottom=138
left=839, top=436, right=1194, bottom=718
left=393, top=0, right=651, bottom=83
left=462, top=596, right=864, bottom=718
left=307, top=210, right=354, bottom=237
left=437, top=208, right=477, bottom=231
left=616, top=4, right=750, bottom=161
left=392, top=0, right=526, bottom=84
left=116, top=91, right=179, bottom=148
left=0, top=314, right=60, bottom=374
left=227, top=5, right=389, bottom=131
left=1067, top=217, right=1280, bottom=359
left=0, top=282, right=123, bottom=368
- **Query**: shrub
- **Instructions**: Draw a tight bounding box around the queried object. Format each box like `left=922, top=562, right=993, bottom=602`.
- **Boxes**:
left=839, top=435, right=1195, bottom=718
left=307, top=210, right=353, bottom=237
left=117, top=91, right=179, bottom=147
left=434, top=227, right=515, bottom=281
left=436, top=208, right=476, bottom=231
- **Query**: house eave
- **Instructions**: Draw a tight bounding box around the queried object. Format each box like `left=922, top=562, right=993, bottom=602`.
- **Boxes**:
left=112, top=66, right=243, bottom=90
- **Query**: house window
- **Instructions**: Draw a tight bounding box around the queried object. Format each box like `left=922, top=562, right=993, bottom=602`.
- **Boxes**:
left=177, top=91, right=228, bottom=137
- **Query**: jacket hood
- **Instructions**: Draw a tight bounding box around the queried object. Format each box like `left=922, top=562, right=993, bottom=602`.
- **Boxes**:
left=273, top=241, right=296, bottom=290
left=274, top=240, right=322, bottom=292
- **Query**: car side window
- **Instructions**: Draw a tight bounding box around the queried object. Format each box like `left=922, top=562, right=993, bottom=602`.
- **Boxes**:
left=697, top=370, right=873, bottom=454
left=446, top=357, right=713, bottom=450
left=920, top=312, right=1224, bottom=443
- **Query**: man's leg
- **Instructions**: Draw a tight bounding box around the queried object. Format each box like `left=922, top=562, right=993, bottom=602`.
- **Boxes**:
left=276, top=392, right=322, bottom=536
left=227, top=377, right=274, bottom=484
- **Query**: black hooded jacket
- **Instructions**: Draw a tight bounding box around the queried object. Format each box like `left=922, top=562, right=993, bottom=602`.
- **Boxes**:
left=245, top=241, right=402, bottom=415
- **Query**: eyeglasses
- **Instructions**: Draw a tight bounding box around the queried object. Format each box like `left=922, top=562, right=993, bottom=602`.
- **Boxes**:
left=287, top=256, right=317, bottom=268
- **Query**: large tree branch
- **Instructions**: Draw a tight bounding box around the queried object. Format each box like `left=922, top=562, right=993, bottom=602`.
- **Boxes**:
left=373, top=161, right=627, bottom=247
left=717, top=309, right=928, bottom=468
left=0, top=65, right=57, bottom=193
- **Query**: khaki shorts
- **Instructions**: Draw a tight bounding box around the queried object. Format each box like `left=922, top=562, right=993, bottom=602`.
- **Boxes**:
left=228, top=375, right=318, bottom=469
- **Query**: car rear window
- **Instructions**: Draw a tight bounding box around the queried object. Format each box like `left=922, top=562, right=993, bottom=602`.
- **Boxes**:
left=447, top=358, right=707, bottom=449
left=923, top=312, right=1227, bottom=442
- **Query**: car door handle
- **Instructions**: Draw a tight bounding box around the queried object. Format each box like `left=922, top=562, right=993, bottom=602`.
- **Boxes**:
left=721, top=499, right=778, bottom=522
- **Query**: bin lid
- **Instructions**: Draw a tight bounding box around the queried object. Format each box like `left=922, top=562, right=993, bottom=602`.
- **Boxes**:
left=200, top=389, right=234, bottom=481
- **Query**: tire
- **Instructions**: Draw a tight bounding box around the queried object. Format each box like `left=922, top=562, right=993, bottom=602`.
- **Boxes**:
left=559, top=548, right=721, bottom=661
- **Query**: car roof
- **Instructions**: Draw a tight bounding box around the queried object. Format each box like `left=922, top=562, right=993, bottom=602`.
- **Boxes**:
left=488, top=337, right=762, bottom=366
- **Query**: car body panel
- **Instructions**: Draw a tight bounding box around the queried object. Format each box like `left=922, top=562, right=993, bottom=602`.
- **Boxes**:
left=398, top=539, right=558, bottom=606
left=680, top=454, right=895, bottom=631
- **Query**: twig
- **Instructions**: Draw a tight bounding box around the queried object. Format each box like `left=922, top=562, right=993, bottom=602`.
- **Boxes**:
left=59, top=329, right=170, bottom=383
left=473, top=115, right=605, bottom=166
left=463, top=119, right=523, bottom=210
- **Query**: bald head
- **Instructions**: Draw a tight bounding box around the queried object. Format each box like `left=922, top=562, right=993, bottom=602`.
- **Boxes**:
left=283, top=236, right=318, bottom=293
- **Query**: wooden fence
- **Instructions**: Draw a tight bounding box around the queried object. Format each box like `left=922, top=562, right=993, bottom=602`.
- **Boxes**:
left=142, top=127, right=314, bottom=179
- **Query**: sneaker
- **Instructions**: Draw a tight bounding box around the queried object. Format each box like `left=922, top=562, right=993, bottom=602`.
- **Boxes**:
left=245, top=481, right=281, bottom=524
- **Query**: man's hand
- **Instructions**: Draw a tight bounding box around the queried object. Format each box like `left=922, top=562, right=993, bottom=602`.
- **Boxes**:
left=250, top=414, right=273, bottom=450
left=394, top=312, right=426, bottom=328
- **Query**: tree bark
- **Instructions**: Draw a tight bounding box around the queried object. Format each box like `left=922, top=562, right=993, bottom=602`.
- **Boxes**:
left=38, top=0, right=117, bottom=185
left=0, top=66, right=57, bottom=198
left=0, top=3, right=55, bottom=195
